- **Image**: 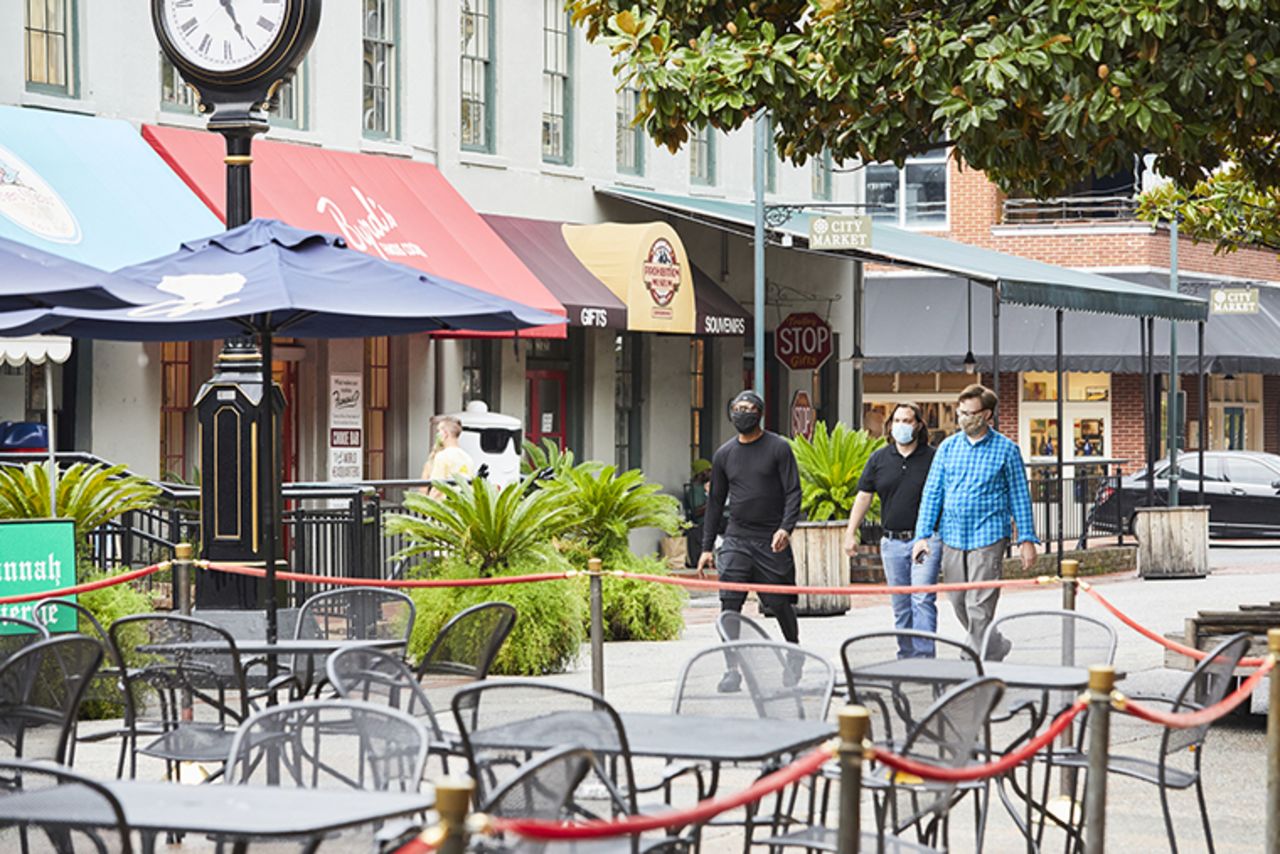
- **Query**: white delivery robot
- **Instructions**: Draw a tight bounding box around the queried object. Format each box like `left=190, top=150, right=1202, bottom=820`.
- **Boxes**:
left=446, top=400, right=523, bottom=488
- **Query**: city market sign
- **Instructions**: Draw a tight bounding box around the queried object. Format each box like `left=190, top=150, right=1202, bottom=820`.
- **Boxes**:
left=808, top=215, right=871, bottom=250
left=1210, top=287, right=1259, bottom=315
left=0, top=519, right=76, bottom=633
left=774, top=312, right=834, bottom=371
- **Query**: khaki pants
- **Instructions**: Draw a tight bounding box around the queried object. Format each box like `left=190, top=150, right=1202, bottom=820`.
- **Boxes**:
left=941, top=540, right=1008, bottom=655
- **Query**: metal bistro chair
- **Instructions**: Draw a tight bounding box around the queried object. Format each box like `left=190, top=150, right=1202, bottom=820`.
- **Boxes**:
left=327, top=645, right=456, bottom=773
left=469, top=745, right=595, bottom=854
left=841, top=631, right=984, bottom=750
left=1059, top=632, right=1253, bottom=854
left=0, top=759, right=134, bottom=854
left=110, top=613, right=251, bottom=781
left=0, top=615, right=49, bottom=662
left=761, top=676, right=1004, bottom=854
left=414, top=601, right=516, bottom=717
left=452, top=680, right=688, bottom=854
left=671, top=642, right=835, bottom=852
left=0, top=634, right=103, bottom=766
left=713, top=610, right=771, bottom=643
left=293, top=587, right=416, bottom=694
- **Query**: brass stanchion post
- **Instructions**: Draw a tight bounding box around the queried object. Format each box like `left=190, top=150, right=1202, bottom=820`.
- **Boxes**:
left=589, top=557, right=605, bottom=697
left=1084, top=665, right=1115, bottom=853
left=436, top=777, right=475, bottom=854
left=1058, top=559, right=1080, bottom=795
left=174, top=543, right=193, bottom=617
left=1266, top=629, right=1280, bottom=853
left=837, top=705, right=869, bottom=854
left=1061, top=559, right=1078, bottom=613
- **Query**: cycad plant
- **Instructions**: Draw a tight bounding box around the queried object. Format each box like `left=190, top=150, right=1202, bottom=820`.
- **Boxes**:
left=548, top=463, right=686, bottom=559
left=385, top=474, right=573, bottom=575
left=521, top=438, right=577, bottom=477
left=0, top=461, right=160, bottom=541
left=789, top=422, right=885, bottom=521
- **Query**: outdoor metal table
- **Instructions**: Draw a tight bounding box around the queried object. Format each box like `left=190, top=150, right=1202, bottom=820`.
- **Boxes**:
left=468, top=711, right=835, bottom=764
left=0, top=779, right=433, bottom=854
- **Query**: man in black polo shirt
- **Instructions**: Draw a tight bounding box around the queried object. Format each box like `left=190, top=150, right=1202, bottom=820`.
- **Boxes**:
left=843, top=402, right=942, bottom=658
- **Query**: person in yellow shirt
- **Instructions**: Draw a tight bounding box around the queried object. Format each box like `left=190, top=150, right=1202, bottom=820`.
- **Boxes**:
left=421, top=416, right=475, bottom=498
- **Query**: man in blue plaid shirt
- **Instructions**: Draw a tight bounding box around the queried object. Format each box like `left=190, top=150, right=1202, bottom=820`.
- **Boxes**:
left=911, top=384, right=1038, bottom=658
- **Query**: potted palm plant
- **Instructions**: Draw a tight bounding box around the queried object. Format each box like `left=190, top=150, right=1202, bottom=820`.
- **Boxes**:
left=788, top=422, right=885, bottom=615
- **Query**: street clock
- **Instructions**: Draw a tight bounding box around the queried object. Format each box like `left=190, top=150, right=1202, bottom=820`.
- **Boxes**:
left=152, top=0, right=321, bottom=129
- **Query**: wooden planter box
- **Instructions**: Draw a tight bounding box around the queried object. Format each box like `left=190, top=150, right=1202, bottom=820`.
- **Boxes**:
left=791, top=520, right=851, bottom=616
left=1135, top=506, right=1209, bottom=579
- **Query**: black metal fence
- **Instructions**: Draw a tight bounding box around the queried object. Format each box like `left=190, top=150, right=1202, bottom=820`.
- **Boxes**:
left=1025, top=462, right=1126, bottom=552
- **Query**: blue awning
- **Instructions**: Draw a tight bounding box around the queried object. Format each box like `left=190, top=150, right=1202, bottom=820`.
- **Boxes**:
left=0, top=106, right=222, bottom=270
left=598, top=186, right=1209, bottom=323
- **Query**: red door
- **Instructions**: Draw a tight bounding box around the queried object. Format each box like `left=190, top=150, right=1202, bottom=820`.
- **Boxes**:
left=525, top=369, right=569, bottom=450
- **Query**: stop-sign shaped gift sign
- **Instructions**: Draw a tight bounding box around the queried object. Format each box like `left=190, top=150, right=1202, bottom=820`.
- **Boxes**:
left=774, top=313, right=833, bottom=371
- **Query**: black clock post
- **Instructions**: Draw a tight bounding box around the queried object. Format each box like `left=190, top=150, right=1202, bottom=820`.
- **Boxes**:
left=153, top=0, right=322, bottom=650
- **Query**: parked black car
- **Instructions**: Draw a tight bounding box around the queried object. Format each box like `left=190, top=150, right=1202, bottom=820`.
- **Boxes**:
left=1091, top=450, right=1280, bottom=538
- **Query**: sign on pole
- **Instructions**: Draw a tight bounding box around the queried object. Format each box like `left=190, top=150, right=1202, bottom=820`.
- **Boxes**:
left=328, top=373, right=364, bottom=483
left=808, top=215, right=871, bottom=250
left=790, top=390, right=817, bottom=440
left=774, top=312, right=834, bottom=371
left=0, top=518, right=77, bottom=633
left=1210, top=287, right=1259, bottom=314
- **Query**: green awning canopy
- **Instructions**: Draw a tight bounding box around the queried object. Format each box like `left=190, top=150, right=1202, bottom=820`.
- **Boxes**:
left=598, top=186, right=1208, bottom=323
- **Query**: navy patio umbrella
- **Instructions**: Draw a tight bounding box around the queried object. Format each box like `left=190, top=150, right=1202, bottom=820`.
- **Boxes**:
left=0, top=234, right=158, bottom=310
left=1, top=218, right=567, bottom=645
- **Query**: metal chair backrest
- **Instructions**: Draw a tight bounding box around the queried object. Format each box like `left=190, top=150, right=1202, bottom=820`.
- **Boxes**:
left=980, top=609, right=1118, bottom=668
left=31, top=598, right=117, bottom=666
left=478, top=745, right=594, bottom=854
left=416, top=601, right=516, bottom=681
left=840, top=631, right=983, bottom=748
left=889, top=676, right=1004, bottom=833
left=0, top=615, right=49, bottom=662
left=451, top=679, right=638, bottom=818
left=0, top=758, right=133, bottom=853
left=715, top=610, right=772, bottom=642
left=296, top=587, right=416, bottom=643
left=225, top=699, right=429, bottom=792
left=672, top=641, right=836, bottom=722
left=1163, top=632, right=1252, bottom=755
left=109, top=613, right=250, bottom=726
left=0, top=634, right=103, bottom=764
left=327, top=645, right=445, bottom=742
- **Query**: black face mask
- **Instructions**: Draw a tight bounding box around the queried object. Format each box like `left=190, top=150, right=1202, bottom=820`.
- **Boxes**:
left=731, top=409, right=761, bottom=434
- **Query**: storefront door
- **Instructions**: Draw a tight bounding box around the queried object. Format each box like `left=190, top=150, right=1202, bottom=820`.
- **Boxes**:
left=526, top=370, right=569, bottom=450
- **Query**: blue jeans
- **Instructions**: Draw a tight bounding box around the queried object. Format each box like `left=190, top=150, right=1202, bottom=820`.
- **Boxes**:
left=880, top=535, right=942, bottom=658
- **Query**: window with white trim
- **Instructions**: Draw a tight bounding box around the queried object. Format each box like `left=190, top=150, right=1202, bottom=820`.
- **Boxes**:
left=616, top=87, right=644, bottom=175
left=812, top=150, right=833, bottom=200
left=690, top=126, right=715, bottom=185
left=362, top=0, right=397, bottom=138
left=542, top=2, right=572, bottom=164
left=25, top=0, right=75, bottom=95
left=865, top=147, right=948, bottom=227
left=461, top=0, right=494, bottom=151
left=161, top=55, right=305, bottom=128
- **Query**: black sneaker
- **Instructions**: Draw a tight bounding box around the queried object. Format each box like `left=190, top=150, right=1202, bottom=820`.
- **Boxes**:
left=988, top=635, right=1013, bottom=662
left=717, top=669, right=742, bottom=693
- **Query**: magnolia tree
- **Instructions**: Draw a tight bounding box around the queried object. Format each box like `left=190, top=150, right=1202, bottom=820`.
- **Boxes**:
left=569, top=0, right=1280, bottom=205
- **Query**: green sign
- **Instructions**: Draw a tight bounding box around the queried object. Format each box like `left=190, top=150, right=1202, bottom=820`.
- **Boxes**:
left=1210, top=287, right=1259, bottom=315
left=808, top=215, right=872, bottom=250
left=0, top=519, right=77, bottom=634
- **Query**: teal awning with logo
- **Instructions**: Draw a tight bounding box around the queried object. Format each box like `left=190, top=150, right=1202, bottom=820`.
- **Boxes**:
left=598, top=186, right=1208, bottom=323
left=0, top=105, right=222, bottom=270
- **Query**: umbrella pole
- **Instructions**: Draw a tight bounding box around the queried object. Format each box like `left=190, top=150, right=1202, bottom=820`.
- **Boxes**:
left=45, top=360, right=55, bottom=517
left=260, top=330, right=278, bottom=653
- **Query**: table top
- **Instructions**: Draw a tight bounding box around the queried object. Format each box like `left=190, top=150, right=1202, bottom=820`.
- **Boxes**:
left=469, top=711, right=835, bottom=764
left=0, top=780, right=433, bottom=838
left=852, top=658, right=1110, bottom=691
left=141, top=638, right=404, bottom=656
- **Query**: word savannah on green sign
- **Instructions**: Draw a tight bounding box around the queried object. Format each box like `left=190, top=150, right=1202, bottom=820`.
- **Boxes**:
left=0, top=518, right=77, bottom=634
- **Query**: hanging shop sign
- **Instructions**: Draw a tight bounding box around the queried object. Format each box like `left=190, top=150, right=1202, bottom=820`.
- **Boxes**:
left=808, top=215, right=871, bottom=250
left=328, top=373, right=364, bottom=483
left=790, top=390, right=817, bottom=441
left=1210, top=287, right=1259, bottom=315
left=0, top=519, right=76, bottom=633
left=775, top=312, right=834, bottom=371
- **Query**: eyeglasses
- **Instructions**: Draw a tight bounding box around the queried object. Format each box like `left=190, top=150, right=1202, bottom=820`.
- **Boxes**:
left=957, top=406, right=988, bottom=417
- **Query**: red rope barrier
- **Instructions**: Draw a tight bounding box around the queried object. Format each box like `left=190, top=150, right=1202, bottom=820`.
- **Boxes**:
left=0, top=562, right=166, bottom=605
left=1119, top=657, right=1275, bottom=728
left=871, top=698, right=1088, bottom=783
left=201, top=561, right=572, bottom=588
left=488, top=741, right=836, bottom=840
left=620, top=572, right=1049, bottom=597
left=1080, top=584, right=1266, bottom=667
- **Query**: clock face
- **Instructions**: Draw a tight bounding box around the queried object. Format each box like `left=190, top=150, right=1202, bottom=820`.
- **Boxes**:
left=162, top=0, right=290, bottom=73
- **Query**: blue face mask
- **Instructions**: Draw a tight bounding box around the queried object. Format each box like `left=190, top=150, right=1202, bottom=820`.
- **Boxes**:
left=891, top=423, right=916, bottom=445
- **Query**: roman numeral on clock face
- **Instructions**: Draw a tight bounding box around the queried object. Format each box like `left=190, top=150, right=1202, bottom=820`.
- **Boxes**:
left=199, top=33, right=212, bottom=55
left=179, top=17, right=197, bottom=35
left=258, top=16, right=277, bottom=32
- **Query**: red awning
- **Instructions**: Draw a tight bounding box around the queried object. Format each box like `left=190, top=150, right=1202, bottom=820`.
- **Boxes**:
left=142, top=125, right=565, bottom=337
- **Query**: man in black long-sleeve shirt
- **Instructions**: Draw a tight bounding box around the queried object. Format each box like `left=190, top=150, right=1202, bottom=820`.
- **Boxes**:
left=697, top=391, right=803, bottom=690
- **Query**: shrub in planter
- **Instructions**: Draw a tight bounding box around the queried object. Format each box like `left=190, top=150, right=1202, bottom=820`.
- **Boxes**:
left=789, top=421, right=885, bottom=522
left=404, top=552, right=584, bottom=676
left=562, top=544, right=687, bottom=642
